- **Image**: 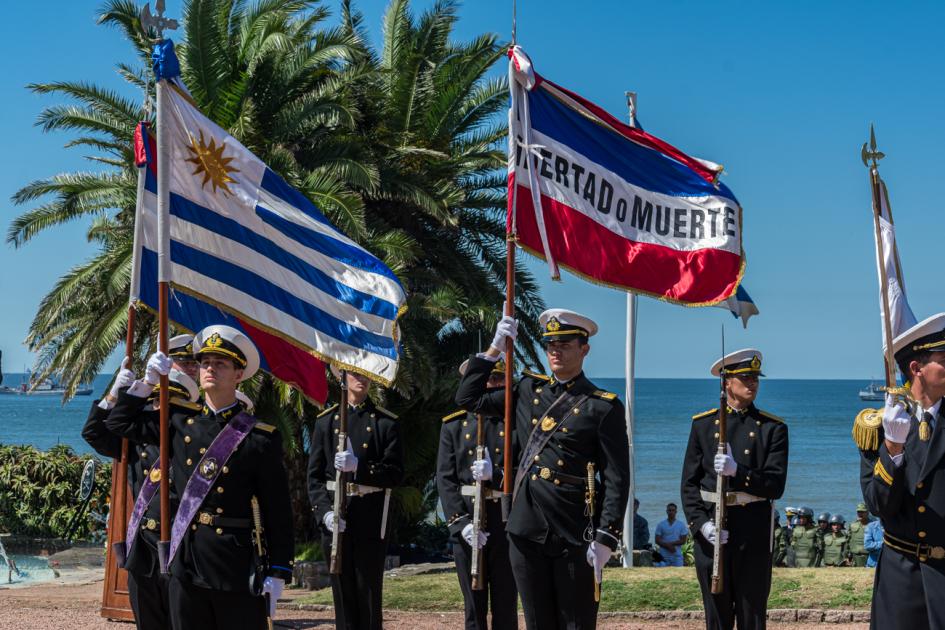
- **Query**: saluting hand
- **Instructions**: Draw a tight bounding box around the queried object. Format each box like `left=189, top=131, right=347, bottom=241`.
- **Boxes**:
left=882, top=394, right=911, bottom=445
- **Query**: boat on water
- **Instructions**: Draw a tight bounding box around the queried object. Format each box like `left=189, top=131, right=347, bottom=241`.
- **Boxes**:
left=859, top=382, right=885, bottom=401
left=0, top=356, right=92, bottom=396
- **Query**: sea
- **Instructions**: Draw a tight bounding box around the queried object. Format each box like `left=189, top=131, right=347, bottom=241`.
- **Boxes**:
left=0, top=373, right=874, bottom=530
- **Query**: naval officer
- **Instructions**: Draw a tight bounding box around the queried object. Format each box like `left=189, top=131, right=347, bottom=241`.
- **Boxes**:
left=855, top=314, right=945, bottom=629
left=456, top=308, right=629, bottom=630
left=681, top=349, right=789, bottom=630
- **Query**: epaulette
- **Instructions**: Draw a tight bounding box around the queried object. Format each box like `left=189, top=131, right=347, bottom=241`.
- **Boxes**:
left=522, top=370, right=550, bottom=381
left=316, top=403, right=339, bottom=419
left=852, top=408, right=883, bottom=451
left=592, top=390, right=617, bottom=401
left=170, top=397, right=201, bottom=412
left=692, top=408, right=718, bottom=421
left=253, top=422, right=277, bottom=433
left=375, top=405, right=398, bottom=420
left=758, top=410, right=784, bottom=423
left=442, top=409, right=467, bottom=423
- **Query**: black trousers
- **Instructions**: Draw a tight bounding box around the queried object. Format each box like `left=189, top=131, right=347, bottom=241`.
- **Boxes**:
left=870, top=545, right=945, bottom=630
left=508, top=533, right=596, bottom=630
left=127, top=570, right=170, bottom=630
left=321, top=533, right=387, bottom=630
left=693, top=535, right=771, bottom=630
left=167, top=576, right=267, bottom=630
left=452, top=530, right=518, bottom=630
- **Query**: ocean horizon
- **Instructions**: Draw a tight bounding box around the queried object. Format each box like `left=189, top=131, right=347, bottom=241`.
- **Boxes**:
left=0, top=372, right=875, bottom=532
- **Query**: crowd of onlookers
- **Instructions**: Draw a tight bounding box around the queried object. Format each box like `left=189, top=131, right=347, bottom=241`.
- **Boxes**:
left=631, top=500, right=883, bottom=568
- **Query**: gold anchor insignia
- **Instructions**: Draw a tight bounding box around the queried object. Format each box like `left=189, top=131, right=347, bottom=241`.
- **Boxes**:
left=149, top=468, right=162, bottom=483
left=547, top=317, right=561, bottom=332
left=206, top=333, right=223, bottom=349
left=541, top=416, right=557, bottom=432
left=199, top=457, right=219, bottom=480
left=750, top=356, right=761, bottom=370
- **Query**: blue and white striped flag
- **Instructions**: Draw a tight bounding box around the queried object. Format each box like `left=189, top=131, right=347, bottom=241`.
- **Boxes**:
left=130, top=43, right=406, bottom=385
left=716, top=285, right=759, bottom=328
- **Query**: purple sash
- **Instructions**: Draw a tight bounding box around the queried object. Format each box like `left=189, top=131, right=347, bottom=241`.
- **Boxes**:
left=120, top=471, right=161, bottom=566
left=166, top=411, right=256, bottom=570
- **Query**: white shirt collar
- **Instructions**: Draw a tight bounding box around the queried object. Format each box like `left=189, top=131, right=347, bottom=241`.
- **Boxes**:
left=916, top=399, right=942, bottom=421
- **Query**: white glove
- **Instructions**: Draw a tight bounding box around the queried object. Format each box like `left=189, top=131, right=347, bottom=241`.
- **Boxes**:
left=261, top=576, right=284, bottom=619
left=882, top=394, right=912, bottom=444
left=461, top=523, right=489, bottom=549
left=144, top=352, right=172, bottom=386
left=471, top=449, right=493, bottom=481
left=713, top=444, right=737, bottom=477
left=490, top=314, right=519, bottom=352
left=323, top=511, right=346, bottom=533
left=109, top=358, right=136, bottom=400
left=700, top=520, right=729, bottom=545
left=585, top=541, right=612, bottom=583
left=334, top=438, right=359, bottom=473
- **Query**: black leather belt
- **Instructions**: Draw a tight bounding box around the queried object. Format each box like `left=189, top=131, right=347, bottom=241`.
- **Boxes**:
left=528, top=464, right=586, bottom=487
left=884, top=532, right=945, bottom=562
left=196, top=512, right=252, bottom=529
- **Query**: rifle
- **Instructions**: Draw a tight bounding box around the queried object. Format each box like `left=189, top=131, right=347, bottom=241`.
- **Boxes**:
left=587, top=462, right=600, bottom=603
left=471, top=414, right=487, bottom=590
left=330, top=370, right=349, bottom=575
left=711, top=327, right=728, bottom=595
left=251, top=496, right=274, bottom=630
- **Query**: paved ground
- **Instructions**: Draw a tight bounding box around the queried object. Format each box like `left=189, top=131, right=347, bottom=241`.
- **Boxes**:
left=0, top=579, right=870, bottom=629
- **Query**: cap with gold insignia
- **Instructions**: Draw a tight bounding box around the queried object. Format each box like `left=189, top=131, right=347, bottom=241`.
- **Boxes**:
left=193, top=325, right=260, bottom=381
left=890, top=313, right=945, bottom=374
left=711, top=348, right=765, bottom=377
left=168, top=334, right=195, bottom=359
left=459, top=353, right=506, bottom=376
left=148, top=368, right=200, bottom=403
left=538, top=308, right=598, bottom=344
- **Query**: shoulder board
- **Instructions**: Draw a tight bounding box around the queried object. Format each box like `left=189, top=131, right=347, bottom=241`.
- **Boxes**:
left=170, top=398, right=201, bottom=412
left=442, top=409, right=467, bottom=423
left=758, top=410, right=784, bottom=423
left=692, top=408, right=718, bottom=421
left=316, top=403, right=339, bottom=419
left=522, top=370, right=550, bottom=381
left=374, top=405, right=398, bottom=420
left=253, top=422, right=277, bottom=433
left=592, top=390, right=617, bottom=401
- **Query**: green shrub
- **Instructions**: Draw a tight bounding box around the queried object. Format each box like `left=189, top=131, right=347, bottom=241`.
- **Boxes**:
left=0, top=443, right=111, bottom=539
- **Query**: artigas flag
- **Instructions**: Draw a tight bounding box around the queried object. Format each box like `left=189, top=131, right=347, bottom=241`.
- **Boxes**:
left=507, top=46, right=744, bottom=304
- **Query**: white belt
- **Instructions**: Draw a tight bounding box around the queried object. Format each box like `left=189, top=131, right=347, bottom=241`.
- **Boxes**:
left=461, top=485, right=503, bottom=501
left=327, top=480, right=385, bottom=497
left=701, top=489, right=766, bottom=507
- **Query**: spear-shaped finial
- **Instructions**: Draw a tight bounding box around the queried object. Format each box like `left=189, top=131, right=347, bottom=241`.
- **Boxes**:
left=141, top=0, right=179, bottom=40
left=861, top=124, right=885, bottom=169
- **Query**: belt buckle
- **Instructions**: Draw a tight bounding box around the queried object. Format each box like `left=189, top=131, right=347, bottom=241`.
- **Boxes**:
left=345, top=482, right=358, bottom=496
left=724, top=492, right=738, bottom=506
left=198, top=512, right=214, bottom=526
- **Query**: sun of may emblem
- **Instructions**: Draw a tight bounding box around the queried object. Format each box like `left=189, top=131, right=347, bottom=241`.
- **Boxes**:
left=185, top=130, right=240, bottom=195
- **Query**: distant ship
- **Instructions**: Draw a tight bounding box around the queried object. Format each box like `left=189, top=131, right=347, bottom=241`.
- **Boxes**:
left=858, top=382, right=885, bottom=402
left=0, top=357, right=92, bottom=396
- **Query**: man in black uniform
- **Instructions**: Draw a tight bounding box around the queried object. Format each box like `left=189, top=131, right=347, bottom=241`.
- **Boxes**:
left=855, top=314, right=945, bottom=630
left=106, top=325, right=294, bottom=630
left=456, top=308, right=629, bottom=630
left=83, top=364, right=199, bottom=630
left=308, top=367, right=404, bottom=630
left=681, top=348, right=789, bottom=630
left=437, top=358, right=517, bottom=630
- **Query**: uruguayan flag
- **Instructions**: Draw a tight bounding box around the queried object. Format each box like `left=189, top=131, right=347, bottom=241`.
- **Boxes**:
left=131, top=43, right=406, bottom=385
left=717, top=285, right=759, bottom=328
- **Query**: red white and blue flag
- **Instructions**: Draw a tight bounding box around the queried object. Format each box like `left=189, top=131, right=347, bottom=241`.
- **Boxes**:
left=508, top=46, right=744, bottom=305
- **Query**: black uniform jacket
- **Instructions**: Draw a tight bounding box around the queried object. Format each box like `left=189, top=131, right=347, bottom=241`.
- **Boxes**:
left=308, top=399, right=404, bottom=539
left=455, top=355, right=629, bottom=550
left=83, top=399, right=190, bottom=577
left=105, top=390, right=295, bottom=591
left=860, top=406, right=945, bottom=557
left=436, top=409, right=510, bottom=541
left=681, top=404, right=788, bottom=551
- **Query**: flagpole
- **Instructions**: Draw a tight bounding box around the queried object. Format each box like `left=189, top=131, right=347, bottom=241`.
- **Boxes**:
left=621, top=91, right=638, bottom=567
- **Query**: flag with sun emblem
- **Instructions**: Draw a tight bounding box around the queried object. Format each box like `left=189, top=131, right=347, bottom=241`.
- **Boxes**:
left=130, top=41, right=407, bottom=388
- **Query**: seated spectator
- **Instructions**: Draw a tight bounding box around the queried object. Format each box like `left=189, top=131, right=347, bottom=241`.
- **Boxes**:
left=864, top=518, right=884, bottom=568
left=633, top=498, right=651, bottom=550
left=654, top=502, right=688, bottom=567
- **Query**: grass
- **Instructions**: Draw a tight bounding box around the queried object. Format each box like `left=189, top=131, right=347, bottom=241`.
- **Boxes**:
left=294, top=567, right=875, bottom=612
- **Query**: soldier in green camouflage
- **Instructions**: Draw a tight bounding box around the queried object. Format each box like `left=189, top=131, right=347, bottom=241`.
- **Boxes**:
left=789, top=507, right=821, bottom=568
left=822, top=514, right=850, bottom=567
left=846, top=503, right=871, bottom=568
left=814, top=512, right=830, bottom=567
left=772, top=510, right=787, bottom=567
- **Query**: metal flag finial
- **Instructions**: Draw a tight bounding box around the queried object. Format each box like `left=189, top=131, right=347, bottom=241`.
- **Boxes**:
left=861, top=123, right=885, bottom=169
left=141, top=1, right=179, bottom=40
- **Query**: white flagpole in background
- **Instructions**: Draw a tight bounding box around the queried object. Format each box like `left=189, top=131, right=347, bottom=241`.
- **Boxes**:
left=621, top=91, right=638, bottom=568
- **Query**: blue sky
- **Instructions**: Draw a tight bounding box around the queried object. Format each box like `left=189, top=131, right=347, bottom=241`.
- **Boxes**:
left=2, top=0, right=944, bottom=380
